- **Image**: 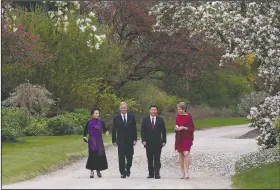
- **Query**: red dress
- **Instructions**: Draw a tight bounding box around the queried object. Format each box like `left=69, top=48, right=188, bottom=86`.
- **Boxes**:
left=175, top=114, right=195, bottom=152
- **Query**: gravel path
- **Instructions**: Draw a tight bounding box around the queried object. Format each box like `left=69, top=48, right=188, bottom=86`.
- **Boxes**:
left=3, top=125, right=258, bottom=189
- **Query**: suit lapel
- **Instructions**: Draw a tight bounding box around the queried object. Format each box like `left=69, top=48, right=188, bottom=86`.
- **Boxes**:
left=127, top=114, right=130, bottom=123
left=154, top=116, right=158, bottom=129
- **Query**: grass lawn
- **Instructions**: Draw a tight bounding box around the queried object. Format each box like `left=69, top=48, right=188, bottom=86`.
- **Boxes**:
left=232, top=161, right=280, bottom=189
left=2, top=134, right=111, bottom=185
left=2, top=117, right=249, bottom=185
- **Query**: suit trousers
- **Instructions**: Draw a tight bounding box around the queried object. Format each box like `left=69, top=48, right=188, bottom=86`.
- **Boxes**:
left=146, top=144, right=162, bottom=176
left=118, top=139, right=134, bottom=175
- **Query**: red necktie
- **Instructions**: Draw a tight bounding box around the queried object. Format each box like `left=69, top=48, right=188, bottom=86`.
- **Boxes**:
left=152, top=117, right=155, bottom=128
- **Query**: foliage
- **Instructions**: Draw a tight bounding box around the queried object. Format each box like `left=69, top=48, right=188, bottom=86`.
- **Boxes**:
left=150, top=1, right=280, bottom=95
left=150, top=1, right=280, bottom=149
left=155, top=95, right=184, bottom=113
left=47, top=115, right=82, bottom=136
left=116, top=80, right=181, bottom=114
left=19, top=7, right=125, bottom=110
left=1, top=107, right=31, bottom=141
left=189, top=71, right=253, bottom=107
left=238, top=91, right=269, bottom=116
left=24, top=117, right=50, bottom=136
left=1, top=8, right=54, bottom=99
left=2, top=83, right=56, bottom=116
left=186, top=105, right=236, bottom=120
left=2, top=2, right=126, bottom=111
left=87, top=1, right=225, bottom=91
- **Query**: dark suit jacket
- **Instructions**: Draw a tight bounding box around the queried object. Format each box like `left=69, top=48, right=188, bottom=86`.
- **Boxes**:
left=112, top=113, right=137, bottom=147
left=141, top=116, right=166, bottom=148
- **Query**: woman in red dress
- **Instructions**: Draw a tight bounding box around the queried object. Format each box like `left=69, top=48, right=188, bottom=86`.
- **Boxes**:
left=175, top=102, right=195, bottom=179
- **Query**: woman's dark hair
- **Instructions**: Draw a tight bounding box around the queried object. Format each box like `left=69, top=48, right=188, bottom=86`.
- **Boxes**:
left=90, top=108, right=99, bottom=115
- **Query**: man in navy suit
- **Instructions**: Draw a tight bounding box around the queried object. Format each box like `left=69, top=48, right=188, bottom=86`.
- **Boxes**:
left=141, top=105, right=166, bottom=179
left=112, top=102, right=137, bottom=178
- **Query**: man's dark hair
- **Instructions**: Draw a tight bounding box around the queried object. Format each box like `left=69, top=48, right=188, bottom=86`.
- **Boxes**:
left=149, top=105, right=157, bottom=110
left=90, top=108, right=99, bottom=115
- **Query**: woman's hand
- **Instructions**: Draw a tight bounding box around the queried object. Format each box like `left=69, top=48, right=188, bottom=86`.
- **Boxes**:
left=180, top=126, right=188, bottom=130
left=105, top=131, right=109, bottom=135
left=176, top=126, right=183, bottom=131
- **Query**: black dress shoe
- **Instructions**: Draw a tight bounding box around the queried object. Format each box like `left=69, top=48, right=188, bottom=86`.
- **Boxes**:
left=147, top=175, right=154, bottom=178
left=155, top=175, right=161, bottom=179
left=96, top=171, right=102, bottom=178
left=121, top=175, right=126, bottom=178
left=126, top=170, right=130, bottom=177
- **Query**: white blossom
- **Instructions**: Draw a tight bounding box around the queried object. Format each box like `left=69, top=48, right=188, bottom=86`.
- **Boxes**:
left=89, top=12, right=95, bottom=18
left=150, top=1, right=280, bottom=148
left=95, top=43, right=100, bottom=50
left=79, top=25, right=86, bottom=32
left=90, top=25, right=97, bottom=32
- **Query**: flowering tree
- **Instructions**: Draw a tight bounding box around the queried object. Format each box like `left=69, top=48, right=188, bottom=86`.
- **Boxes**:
left=1, top=3, right=54, bottom=100
left=1, top=1, right=132, bottom=110
left=150, top=1, right=280, bottom=148
left=45, top=1, right=106, bottom=51
left=238, top=91, right=269, bottom=116
left=85, top=0, right=226, bottom=90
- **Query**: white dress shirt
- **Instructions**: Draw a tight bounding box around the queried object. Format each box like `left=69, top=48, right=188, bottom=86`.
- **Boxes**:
left=121, top=113, right=128, bottom=122
left=150, top=115, right=156, bottom=124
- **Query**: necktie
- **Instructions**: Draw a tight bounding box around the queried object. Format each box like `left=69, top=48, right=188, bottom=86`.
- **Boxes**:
left=152, top=117, right=155, bottom=128
left=123, top=115, right=127, bottom=123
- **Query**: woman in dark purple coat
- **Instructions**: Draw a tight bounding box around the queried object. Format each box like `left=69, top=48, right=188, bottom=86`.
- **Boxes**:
left=83, top=108, right=109, bottom=178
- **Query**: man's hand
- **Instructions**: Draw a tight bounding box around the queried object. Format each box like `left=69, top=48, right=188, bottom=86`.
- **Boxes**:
left=105, top=131, right=109, bottom=135
left=162, top=143, right=166, bottom=147
left=83, top=137, right=88, bottom=143
left=113, top=142, right=117, bottom=147
left=133, top=141, right=137, bottom=145
left=142, top=141, right=146, bottom=146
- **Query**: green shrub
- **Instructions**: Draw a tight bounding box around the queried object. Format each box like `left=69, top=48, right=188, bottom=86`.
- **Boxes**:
left=1, top=107, right=31, bottom=141
left=24, top=118, right=50, bottom=136
left=117, top=80, right=181, bottom=114
left=47, top=115, right=82, bottom=136
left=155, top=96, right=184, bottom=113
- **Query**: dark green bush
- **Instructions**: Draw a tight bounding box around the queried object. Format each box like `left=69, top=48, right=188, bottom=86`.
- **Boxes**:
left=155, top=96, right=184, bottom=113
left=47, top=115, right=82, bottom=136
left=1, top=107, right=31, bottom=141
left=46, top=109, right=91, bottom=135
left=24, top=117, right=50, bottom=136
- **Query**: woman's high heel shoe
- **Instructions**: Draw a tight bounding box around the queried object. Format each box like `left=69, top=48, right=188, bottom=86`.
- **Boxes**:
left=180, top=173, right=185, bottom=179
left=90, top=170, right=94, bottom=178
left=96, top=170, right=102, bottom=178
left=185, top=172, right=190, bottom=179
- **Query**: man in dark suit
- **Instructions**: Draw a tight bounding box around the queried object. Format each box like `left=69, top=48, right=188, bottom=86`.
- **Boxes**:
left=112, top=102, right=137, bottom=178
left=141, top=105, right=166, bottom=179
